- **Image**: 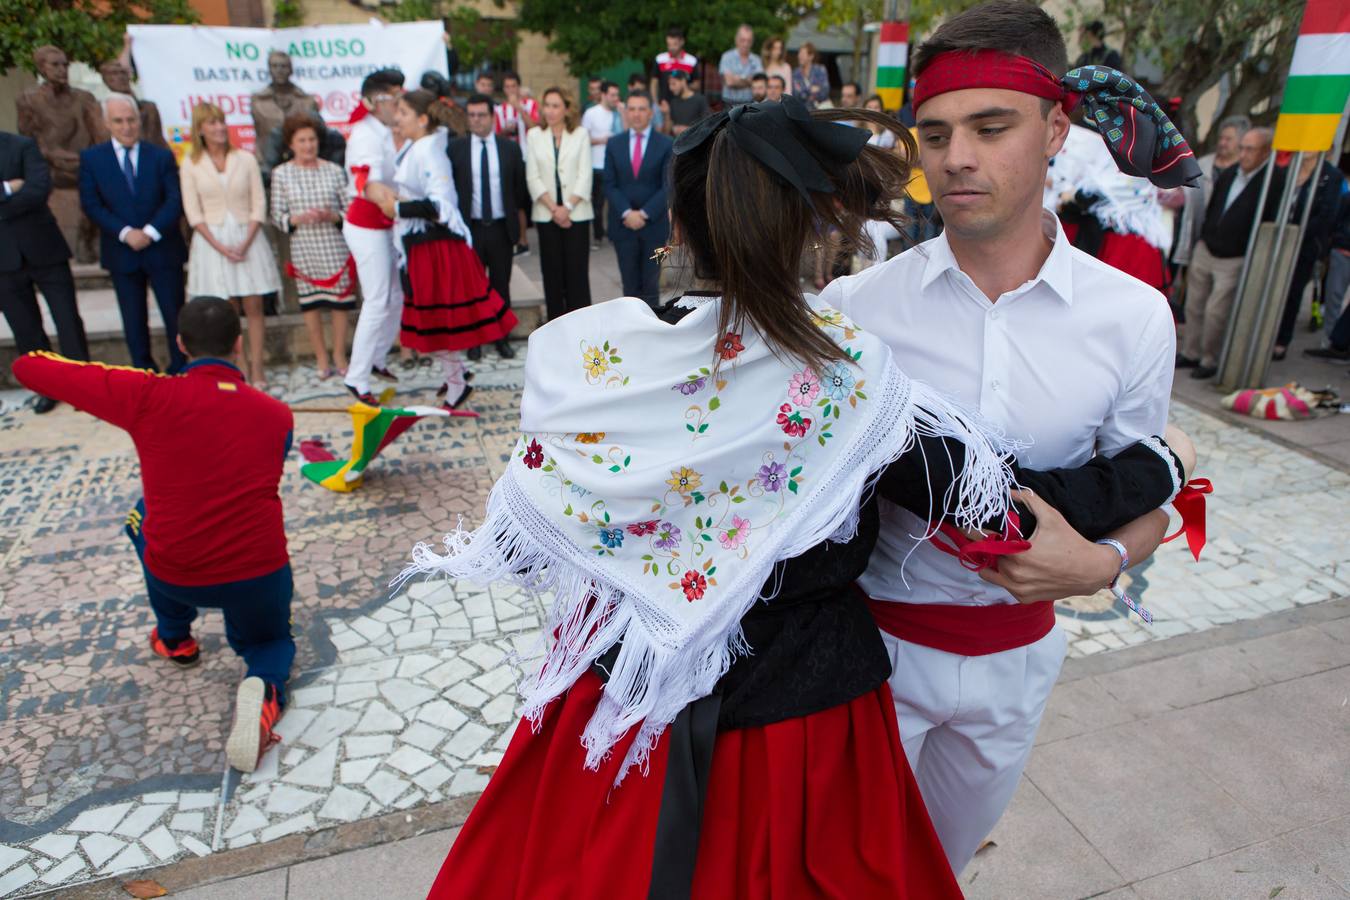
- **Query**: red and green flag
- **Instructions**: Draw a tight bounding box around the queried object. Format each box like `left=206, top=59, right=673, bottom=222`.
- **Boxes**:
left=1273, top=0, right=1350, bottom=151
left=300, top=401, right=476, bottom=493
left=876, top=21, right=909, bottom=111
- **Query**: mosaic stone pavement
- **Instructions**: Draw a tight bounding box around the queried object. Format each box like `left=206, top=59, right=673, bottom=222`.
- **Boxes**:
left=0, top=350, right=1346, bottom=896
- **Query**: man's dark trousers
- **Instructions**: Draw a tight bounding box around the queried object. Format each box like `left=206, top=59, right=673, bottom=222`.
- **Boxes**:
left=128, top=499, right=294, bottom=702
left=0, top=264, right=88, bottom=359
left=612, top=218, right=668, bottom=306
left=111, top=267, right=186, bottom=372
left=469, top=218, right=513, bottom=306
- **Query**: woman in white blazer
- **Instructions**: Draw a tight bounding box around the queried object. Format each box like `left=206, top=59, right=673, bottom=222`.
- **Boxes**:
left=180, top=102, right=280, bottom=386
left=525, top=88, right=593, bottom=320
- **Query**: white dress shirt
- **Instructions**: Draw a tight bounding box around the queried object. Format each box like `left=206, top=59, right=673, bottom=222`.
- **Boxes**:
left=112, top=141, right=162, bottom=244
left=581, top=102, right=620, bottom=170
left=1223, top=164, right=1257, bottom=211
left=469, top=133, right=504, bottom=220
left=345, top=116, right=397, bottom=200
left=819, top=212, right=1175, bottom=607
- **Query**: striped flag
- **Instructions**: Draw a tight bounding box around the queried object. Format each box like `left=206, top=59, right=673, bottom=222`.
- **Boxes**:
left=1273, top=0, right=1350, bottom=151
left=300, top=401, right=476, bottom=493
left=876, top=21, right=909, bottom=111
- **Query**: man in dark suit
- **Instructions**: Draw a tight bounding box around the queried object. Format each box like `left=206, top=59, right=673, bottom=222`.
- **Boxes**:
left=603, top=91, right=673, bottom=307
left=78, top=93, right=187, bottom=373
left=450, top=93, right=528, bottom=360
left=1179, top=126, right=1283, bottom=380
left=0, top=130, right=89, bottom=413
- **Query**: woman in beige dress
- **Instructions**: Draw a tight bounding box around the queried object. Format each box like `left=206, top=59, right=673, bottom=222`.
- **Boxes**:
left=180, top=102, right=280, bottom=386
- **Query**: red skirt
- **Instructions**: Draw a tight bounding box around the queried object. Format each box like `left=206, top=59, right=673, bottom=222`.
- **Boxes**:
left=1098, top=232, right=1169, bottom=292
left=426, top=673, right=961, bottom=899
left=402, top=238, right=518, bottom=353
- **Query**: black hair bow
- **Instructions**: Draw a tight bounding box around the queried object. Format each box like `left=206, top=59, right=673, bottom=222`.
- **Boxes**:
left=673, top=94, right=872, bottom=203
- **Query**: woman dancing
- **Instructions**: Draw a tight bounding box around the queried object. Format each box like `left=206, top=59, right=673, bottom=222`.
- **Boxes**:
left=370, top=90, right=517, bottom=410
left=407, top=95, right=1192, bottom=898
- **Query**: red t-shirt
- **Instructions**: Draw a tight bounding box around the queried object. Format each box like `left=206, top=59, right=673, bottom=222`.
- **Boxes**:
left=13, top=353, right=293, bottom=586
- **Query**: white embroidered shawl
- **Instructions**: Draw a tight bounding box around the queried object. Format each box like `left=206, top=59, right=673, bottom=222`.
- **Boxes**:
left=402, top=294, right=1017, bottom=780
left=1048, top=123, right=1173, bottom=252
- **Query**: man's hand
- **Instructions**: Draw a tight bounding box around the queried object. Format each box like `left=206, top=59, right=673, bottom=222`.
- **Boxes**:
left=125, top=229, right=152, bottom=251
left=979, top=490, right=1120, bottom=604
left=622, top=209, right=645, bottom=230
left=6, top=178, right=23, bottom=193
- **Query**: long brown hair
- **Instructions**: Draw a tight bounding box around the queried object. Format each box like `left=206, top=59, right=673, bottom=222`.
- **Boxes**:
left=399, top=89, right=463, bottom=135
left=541, top=87, right=579, bottom=131
left=189, top=103, right=231, bottom=162
left=670, top=108, right=916, bottom=371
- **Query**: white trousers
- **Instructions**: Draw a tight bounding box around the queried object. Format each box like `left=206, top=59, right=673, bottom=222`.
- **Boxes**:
left=883, top=624, right=1067, bottom=875
left=344, top=221, right=403, bottom=394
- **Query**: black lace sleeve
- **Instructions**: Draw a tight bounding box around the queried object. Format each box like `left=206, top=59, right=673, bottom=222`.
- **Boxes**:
left=876, top=425, right=1183, bottom=539
left=396, top=199, right=439, bottom=220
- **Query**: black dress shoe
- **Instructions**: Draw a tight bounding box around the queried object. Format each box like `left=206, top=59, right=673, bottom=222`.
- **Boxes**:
left=444, top=384, right=473, bottom=411
left=467, top=345, right=483, bottom=361
left=1189, top=365, right=1218, bottom=380
left=495, top=339, right=517, bottom=359
left=346, top=384, right=380, bottom=405
left=1175, top=354, right=1199, bottom=369
left=1305, top=346, right=1350, bottom=362
left=33, top=396, right=58, bottom=414
left=371, top=366, right=399, bottom=382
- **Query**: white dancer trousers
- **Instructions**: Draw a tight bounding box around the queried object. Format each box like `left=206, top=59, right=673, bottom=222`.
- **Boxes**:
left=344, top=221, right=403, bottom=395
left=883, top=625, right=1067, bottom=875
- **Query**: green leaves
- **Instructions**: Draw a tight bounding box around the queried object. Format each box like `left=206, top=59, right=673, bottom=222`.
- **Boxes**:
left=0, top=0, right=197, bottom=71
left=708, top=396, right=720, bottom=411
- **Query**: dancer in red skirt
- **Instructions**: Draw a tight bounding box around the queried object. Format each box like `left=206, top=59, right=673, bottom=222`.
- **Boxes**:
left=404, top=95, right=1188, bottom=899
left=372, top=90, right=517, bottom=411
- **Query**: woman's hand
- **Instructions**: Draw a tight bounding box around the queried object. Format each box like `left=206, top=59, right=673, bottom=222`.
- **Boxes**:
left=376, top=195, right=398, bottom=219
left=551, top=205, right=571, bottom=227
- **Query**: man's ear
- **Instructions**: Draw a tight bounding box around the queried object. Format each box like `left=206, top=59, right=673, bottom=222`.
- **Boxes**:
left=1046, top=103, right=1071, bottom=159
left=233, top=335, right=244, bottom=356
left=175, top=334, right=188, bottom=357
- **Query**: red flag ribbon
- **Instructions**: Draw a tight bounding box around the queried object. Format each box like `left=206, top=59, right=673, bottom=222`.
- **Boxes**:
left=348, top=101, right=369, bottom=126
left=1163, top=478, right=1212, bottom=561
left=285, top=256, right=357, bottom=298
left=927, top=508, right=1032, bottom=573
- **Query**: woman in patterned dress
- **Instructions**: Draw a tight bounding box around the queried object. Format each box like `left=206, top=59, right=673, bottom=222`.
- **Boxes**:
left=270, top=113, right=354, bottom=379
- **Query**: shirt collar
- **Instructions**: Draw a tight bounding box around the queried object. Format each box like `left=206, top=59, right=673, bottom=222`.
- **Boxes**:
left=115, top=140, right=139, bottom=157
left=182, top=357, right=244, bottom=379
left=920, top=210, right=1074, bottom=306
left=632, top=125, right=652, bottom=141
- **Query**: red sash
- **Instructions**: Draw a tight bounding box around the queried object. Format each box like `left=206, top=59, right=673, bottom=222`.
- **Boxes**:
left=865, top=590, right=1056, bottom=657
left=346, top=164, right=393, bottom=229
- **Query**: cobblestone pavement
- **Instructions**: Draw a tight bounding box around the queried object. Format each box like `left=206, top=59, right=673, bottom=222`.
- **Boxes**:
left=0, top=348, right=1345, bottom=896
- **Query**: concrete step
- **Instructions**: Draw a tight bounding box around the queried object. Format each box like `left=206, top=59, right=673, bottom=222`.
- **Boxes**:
left=0, top=264, right=545, bottom=387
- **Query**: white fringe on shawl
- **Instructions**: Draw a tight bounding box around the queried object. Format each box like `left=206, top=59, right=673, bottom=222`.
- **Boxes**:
left=399, top=337, right=1018, bottom=785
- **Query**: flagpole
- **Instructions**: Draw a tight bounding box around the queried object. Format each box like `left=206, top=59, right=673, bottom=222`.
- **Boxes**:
left=290, top=407, right=480, bottom=418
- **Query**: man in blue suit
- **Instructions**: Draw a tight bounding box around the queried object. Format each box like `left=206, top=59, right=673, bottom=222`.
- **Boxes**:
left=603, top=91, right=672, bottom=307
left=79, top=93, right=187, bottom=372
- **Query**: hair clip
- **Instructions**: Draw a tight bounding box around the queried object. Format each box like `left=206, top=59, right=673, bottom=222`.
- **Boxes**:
left=651, top=244, right=674, bottom=262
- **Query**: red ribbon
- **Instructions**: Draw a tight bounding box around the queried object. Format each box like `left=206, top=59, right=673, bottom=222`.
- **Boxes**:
left=285, top=255, right=357, bottom=299
left=927, top=508, right=1032, bottom=573
left=348, top=101, right=369, bottom=125
left=1163, top=478, right=1212, bottom=561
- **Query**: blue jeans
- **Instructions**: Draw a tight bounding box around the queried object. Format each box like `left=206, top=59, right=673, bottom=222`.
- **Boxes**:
left=127, top=500, right=295, bottom=703
left=1323, top=250, right=1350, bottom=347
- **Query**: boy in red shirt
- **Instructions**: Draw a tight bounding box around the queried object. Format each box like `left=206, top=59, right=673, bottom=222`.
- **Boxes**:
left=13, top=298, right=295, bottom=773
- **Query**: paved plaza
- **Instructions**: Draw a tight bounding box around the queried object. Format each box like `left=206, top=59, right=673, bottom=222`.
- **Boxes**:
left=0, top=260, right=1348, bottom=895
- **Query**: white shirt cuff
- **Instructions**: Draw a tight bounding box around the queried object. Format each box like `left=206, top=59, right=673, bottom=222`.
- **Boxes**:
left=2, top=182, right=10, bottom=197
left=118, top=226, right=132, bottom=243
left=143, top=225, right=162, bottom=242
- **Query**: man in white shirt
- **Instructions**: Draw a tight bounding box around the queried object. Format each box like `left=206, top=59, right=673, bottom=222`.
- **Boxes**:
left=819, top=0, right=1175, bottom=876
left=342, top=70, right=404, bottom=404
left=580, top=80, right=622, bottom=246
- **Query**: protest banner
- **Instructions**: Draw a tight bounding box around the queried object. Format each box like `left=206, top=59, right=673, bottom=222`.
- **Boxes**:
left=128, top=20, right=447, bottom=156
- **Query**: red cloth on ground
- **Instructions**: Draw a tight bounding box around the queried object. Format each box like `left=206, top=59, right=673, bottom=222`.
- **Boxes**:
left=426, top=672, right=961, bottom=899
left=11, top=354, right=291, bottom=585
left=401, top=238, right=517, bottom=353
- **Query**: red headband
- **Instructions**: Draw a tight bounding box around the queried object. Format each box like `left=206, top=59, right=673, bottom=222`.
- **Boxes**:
left=912, top=49, right=1075, bottom=111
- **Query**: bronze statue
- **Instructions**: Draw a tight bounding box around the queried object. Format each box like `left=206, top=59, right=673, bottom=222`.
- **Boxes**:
left=250, top=50, right=319, bottom=162
left=98, top=60, right=167, bottom=149
left=16, top=46, right=106, bottom=263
